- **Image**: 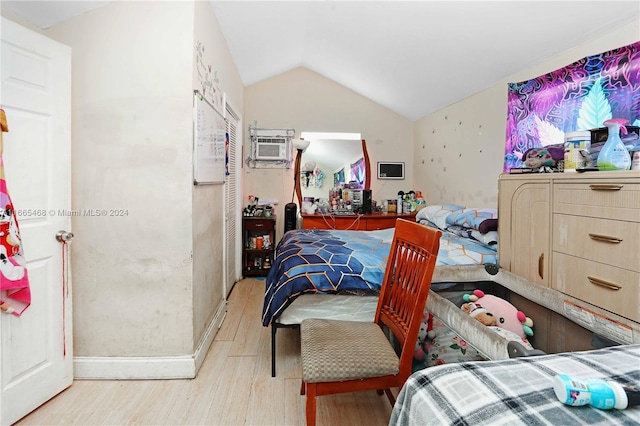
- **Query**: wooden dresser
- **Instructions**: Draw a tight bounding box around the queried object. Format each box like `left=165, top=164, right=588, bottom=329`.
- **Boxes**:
left=301, top=212, right=416, bottom=230
left=498, top=170, right=640, bottom=352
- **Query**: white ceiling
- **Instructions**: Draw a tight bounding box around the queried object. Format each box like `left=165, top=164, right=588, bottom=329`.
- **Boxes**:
left=4, top=1, right=639, bottom=120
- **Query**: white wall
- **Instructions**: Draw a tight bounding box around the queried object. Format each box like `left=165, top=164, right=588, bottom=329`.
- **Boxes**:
left=191, top=0, right=244, bottom=348
left=413, top=22, right=640, bottom=208
left=46, top=1, right=196, bottom=358
left=40, top=0, right=245, bottom=377
left=244, top=67, right=414, bottom=240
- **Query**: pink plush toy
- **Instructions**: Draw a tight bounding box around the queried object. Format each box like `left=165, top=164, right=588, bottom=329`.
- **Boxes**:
left=462, top=290, right=534, bottom=338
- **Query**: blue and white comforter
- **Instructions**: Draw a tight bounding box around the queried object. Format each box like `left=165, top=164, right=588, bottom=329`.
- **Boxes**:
left=261, top=224, right=497, bottom=326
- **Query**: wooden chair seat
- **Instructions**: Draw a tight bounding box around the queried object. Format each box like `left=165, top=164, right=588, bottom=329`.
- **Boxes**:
left=301, top=319, right=399, bottom=383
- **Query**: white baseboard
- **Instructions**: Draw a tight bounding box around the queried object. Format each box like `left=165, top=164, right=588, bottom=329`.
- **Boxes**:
left=74, top=301, right=227, bottom=380
left=193, top=300, right=227, bottom=375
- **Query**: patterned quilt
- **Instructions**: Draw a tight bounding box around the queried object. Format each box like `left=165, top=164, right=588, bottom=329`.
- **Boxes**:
left=391, top=344, right=640, bottom=425
left=261, top=225, right=497, bottom=326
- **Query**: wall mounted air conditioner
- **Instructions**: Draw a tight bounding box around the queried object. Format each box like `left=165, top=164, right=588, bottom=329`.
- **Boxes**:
left=255, top=137, right=288, bottom=161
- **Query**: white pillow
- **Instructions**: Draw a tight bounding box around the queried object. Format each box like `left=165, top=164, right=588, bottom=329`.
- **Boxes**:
left=415, top=204, right=464, bottom=230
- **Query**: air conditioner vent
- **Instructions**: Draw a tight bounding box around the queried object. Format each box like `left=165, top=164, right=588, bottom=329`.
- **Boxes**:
left=257, top=137, right=286, bottom=144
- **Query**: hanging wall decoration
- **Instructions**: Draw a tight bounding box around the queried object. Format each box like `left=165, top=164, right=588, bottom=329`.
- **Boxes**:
left=504, top=41, right=640, bottom=171
left=0, top=108, right=31, bottom=316
left=195, top=40, right=224, bottom=114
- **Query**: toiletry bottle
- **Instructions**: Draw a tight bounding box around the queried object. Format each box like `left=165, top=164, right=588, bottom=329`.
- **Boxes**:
left=397, top=191, right=404, bottom=214
left=553, top=374, right=640, bottom=410
left=597, top=118, right=631, bottom=171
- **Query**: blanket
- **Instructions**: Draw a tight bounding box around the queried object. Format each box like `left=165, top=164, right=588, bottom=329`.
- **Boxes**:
left=391, top=344, right=640, bottom=425
left=261, top=228, right=391, bottom=326
left=261, top=225, right=498, bottom=326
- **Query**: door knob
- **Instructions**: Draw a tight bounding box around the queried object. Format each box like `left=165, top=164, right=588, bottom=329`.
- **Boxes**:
left=56, top=230, right=74, bottom=243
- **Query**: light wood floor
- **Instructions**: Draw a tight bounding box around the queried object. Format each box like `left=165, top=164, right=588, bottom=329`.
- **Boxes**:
left=17, top=279, right=395, bottom=426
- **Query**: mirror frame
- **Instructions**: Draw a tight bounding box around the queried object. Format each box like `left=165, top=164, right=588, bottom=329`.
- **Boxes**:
left=295, top=139, right=370, bottom=208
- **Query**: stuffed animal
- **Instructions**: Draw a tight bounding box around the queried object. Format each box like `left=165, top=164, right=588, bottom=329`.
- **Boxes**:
left=463, top=290, right=534, bottom=338
left=522, top=146, right=564, bottom=170
left=460, top=301, right=497, bottom=326
left=413, top=312, right=433, bottom=361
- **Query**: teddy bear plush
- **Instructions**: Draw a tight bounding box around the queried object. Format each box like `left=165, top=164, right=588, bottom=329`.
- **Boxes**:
left=462, top=289, right=534, bottom=338
left=460, top=301, right=497, bottom=326
left=413, top=291, right=537, bottom=370
left=415, top=302, right=498, bottom=367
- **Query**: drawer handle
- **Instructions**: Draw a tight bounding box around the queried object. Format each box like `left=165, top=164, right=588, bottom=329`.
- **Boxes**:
left=589, top=184, right=623, bottom=191
left=538, top=253, right=544, bottom=280
left=588, top=233, right=623, bottom=244
left=253, top=224, right=264, bottom=228
left=588, top=276, right=622, bottom=291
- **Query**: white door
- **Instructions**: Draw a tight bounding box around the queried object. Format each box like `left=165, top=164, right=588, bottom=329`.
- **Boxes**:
left=0, top=18, right=72, bottom=425
left=224, top=104, right=241, bottom=296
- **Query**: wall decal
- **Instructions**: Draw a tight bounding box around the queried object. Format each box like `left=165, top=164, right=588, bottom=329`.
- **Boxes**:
left=195, top=40, right=224, bottom=114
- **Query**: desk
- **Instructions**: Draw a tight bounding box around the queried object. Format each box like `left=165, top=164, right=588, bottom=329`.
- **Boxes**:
left=301, top=212, right=415, bottom=230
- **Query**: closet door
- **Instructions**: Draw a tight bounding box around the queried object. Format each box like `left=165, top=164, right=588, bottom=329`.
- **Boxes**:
left=224, top=103, right=241, bottom=296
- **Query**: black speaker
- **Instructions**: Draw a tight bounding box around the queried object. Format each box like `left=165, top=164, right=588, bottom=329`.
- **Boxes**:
left=362, top=189, right=372, bottom=214
left=284, top=203, right=297, bottom=233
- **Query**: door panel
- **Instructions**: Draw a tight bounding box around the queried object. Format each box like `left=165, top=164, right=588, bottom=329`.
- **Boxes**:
left=1, top=18, right=72, bottom=425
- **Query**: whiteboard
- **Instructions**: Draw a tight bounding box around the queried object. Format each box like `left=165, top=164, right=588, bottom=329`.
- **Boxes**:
left=193, top=90, right=226, bottom=184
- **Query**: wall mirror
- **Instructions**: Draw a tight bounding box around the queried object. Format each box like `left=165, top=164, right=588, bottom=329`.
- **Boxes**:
left=295, top=132, right=370, bottom=206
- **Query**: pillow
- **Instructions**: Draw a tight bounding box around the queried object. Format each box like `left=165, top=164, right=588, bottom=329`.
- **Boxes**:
left=445, top=208, right=498, bottom=233
left=415, top=204, right=464, bottom=231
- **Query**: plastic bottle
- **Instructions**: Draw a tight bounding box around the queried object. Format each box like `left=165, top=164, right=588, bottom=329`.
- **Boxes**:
left=553, top=374, right=640, bottom=410
left=397, top=191, right=404, bottom=214
left=597, top=118, right=631, bottom=171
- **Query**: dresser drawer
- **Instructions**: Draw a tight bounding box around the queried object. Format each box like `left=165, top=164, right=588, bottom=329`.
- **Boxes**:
left=302, top=215, right=366, bottom=230
left=366, top=218, right=397, bottom=230
left=553, top=182, right=640, bottom=222
left=302, top=216, right=331, bottom=230
left=552, top=252, right=640, bottom=322
left=553, top=214, right=640, bottom=272
left=244, top=218, right=274, bottom=231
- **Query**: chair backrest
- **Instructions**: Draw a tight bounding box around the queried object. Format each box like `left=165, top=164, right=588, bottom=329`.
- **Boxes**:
left=374, top=219, right=441, bottom=380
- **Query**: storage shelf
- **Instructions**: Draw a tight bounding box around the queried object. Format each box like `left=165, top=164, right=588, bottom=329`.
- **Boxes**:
left=242, top=215, right=276, bottom=278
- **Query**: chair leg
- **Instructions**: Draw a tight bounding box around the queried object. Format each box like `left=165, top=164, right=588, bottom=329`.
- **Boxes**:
left=305, top=383, right=317, bottom=426
left=300, top=380, right=306, bottom=395
left=384, top=388, right=396, bottom=406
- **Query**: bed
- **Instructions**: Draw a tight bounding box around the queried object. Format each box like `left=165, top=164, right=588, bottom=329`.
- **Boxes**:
left=390, top=344, right=640, bottom=425
left=263, top=205, right=501, bottom=376
left=262, top=205, right=499, bottom=327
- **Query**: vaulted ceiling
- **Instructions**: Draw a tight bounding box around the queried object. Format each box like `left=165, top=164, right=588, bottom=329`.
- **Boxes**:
left=4, top=1, right=639, bottom=120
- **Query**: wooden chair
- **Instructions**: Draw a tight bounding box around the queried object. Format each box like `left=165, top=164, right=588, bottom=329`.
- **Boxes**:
left=299, top=219, right=442, bottom=426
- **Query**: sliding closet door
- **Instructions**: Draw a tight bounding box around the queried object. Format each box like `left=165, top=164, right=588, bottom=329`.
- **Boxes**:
left=224, top=103, right=241, bottom=296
